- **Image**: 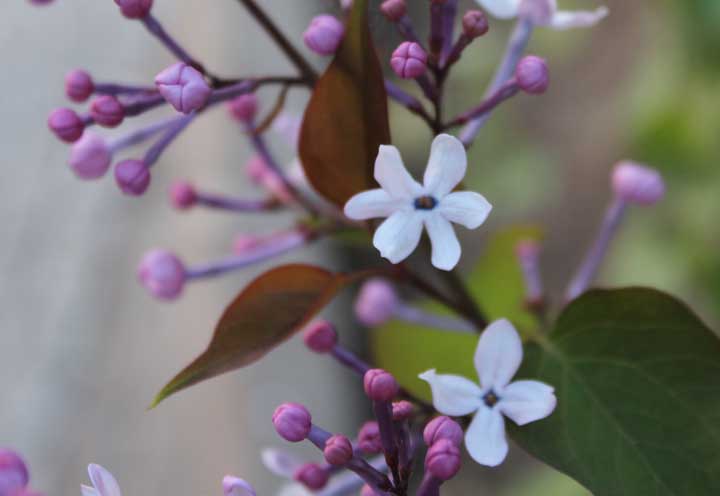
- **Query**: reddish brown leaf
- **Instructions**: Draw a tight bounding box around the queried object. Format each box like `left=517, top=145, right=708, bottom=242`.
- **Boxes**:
left=152, top=264, right=358, bottom=406
left=298, top=0, right=391, bottom=207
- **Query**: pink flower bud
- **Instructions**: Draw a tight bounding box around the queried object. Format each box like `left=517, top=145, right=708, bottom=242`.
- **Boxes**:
left=363, top=369, right=399, bottom=402
left=323, top=435, right=353, bottom=466
left=65, top=69, right=94, bottom=103
left=354, top=279, right=398, bottom=327
left=515, top=55, right=549, bottom=94
left=423, top=416, right=463, bottom=447
left=303, top=321, right=338, bottom=354
left=138, top=249, right=186, bottom=300
left=357, top=421, right=382, bottom=454
left=114, top=159, right=151, bottom=196
left=425, top=439, right=461, bottom=481
left=462, top=10, right=489, bottom=39
left=244, top=155, right=270, bottom=184
left=47, top=108, right=84, bottom=143
left=0, top=449, right=29, bottom=496
left=155, top=63, right=211, bottom=114
left=360, top=485, right=376, bottom=496
left=29, top=0, right=54, bottom=6
left=272, top=403, right=311, bottom=442
left=90, top=96, right=125, bottom=128
left=611, top=161, right=666, bottom=206
left=68, top=131, right=112, bottom=180
left=380, top=0, right=407, bottom=22
left=303, top=15, right=345, bottom=56
left=293, top=464, right=329, bottom=491
left=114, top=0, right=153, bottom=19
left=169, top=180, right=197, bottom=209
left=392, top=400, right=414, bottom=421
left=222, top=476, right=256, bottom=496
left=227, top=94, right=258, bottom=123
left=391, top=42, right=428, bottom=79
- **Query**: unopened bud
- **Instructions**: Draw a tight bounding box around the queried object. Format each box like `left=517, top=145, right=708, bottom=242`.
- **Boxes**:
left=169, top=180, right=197, bottom=209
left=228, top=94, right=258, bottom=123
left=293, top=464, right=328, bottom=491
left=48, top=108, right=84, bottom=143
left=272, top=403, right=311, bottom=443
left=354, top=279, right=398, bottom=327
left=0, top=449, right=29, bottom=496
left=68, top=131, right=111, bottom=180
left=392, top=400, right=414, bottom=421
left=114, top=0, right=153, bottom=19
left=611, top=161, right=665, bottom=206
left=380, top=0, right=407, bottom=22
left=90, top=96, right=125, bottom=128
left=155, top=63, right=211, bottom=114
left=303, top=321, right=338, bottom=354
left=138, top=249, right=186, bottom=300
left=462, top=10, right=489, bottom=39
left=303, top=15, right=345, bottom=56
left=390, top=42, right=428, bottom=79
left=425, top=439, right=461, bottom=480
left=423, top=416, right=463, bottom=446
left=363, top=369, right=399, bottom=402
left=515, top=55, right=549, bottom=94
left=114, top=159, right=151, bottom=196
left=357, top=421, right=382, bottom=454
left=65, top=69, right=94, bottom=103
left=323, top=435, right=353, bottom=466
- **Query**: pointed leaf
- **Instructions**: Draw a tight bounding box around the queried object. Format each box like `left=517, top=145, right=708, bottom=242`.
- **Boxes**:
left=153, top=265, right=358, bottom=406
left=298, top=0, right=391, bottom=206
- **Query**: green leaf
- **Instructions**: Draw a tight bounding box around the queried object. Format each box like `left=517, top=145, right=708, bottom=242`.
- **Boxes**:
left=298, top=0, right=391, bottom=207
left=468, top=225, right=543, bottom=332
left=511, top=288, right=720, bottom=496
left=152, top=265, right=357, bottom=407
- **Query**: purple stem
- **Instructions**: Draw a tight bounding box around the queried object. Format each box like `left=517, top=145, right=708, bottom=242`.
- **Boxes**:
left=447, top=78, right=519, bottom=127
left=460, top=18, right=534, bottom=147
left=195, top=192, right=275, bottom=213
left=416, top=74, right=438, bottom=102
left=416, top=473, right=441, bottom=496
left=385, top=80, right=433, bottom=123
left=429, top=2, right=444, bottom=60
left=565, top=197, right=627, bottom=301
left=185, top=230, right=308, bottom=279
left=123, top=93, right=167, bottom=117
left=517, top=246, right=543, bottom=306
left=207, top=80, right=256, bottom=105
left=94, top=83, right=156, bottom=96
left=393, top=304, right=475, bottom=333
left=373, top=400, right=400, bottom=486
left=317, top=456, right=389, bottom=496
left=330, top=346, right=370, bottom=376
left=307, top=425, right=333, bottom=451
left=143, top=114, right=195, bottom=167
left=395, top=420, right=411, bottom=481
left=397, top=16, right=421, bottom=45
left=441, top=0, right=459, bottom=57
left=108, top=116, right=184, bottom=153
left=141, top=14, right=197, bottom=67
left=442, top=34, right=471, bottom=69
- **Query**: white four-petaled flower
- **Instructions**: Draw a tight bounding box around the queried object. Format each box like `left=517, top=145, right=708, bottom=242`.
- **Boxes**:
left=81, top=464, right=121, bottom=496
left=419, top=319, right=557, bottom=466
left=476, top=0, right=608, bottom=30
left=344, top=134, right=492, bottom=271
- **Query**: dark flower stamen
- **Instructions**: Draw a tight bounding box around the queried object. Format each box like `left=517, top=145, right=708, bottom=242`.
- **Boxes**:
left=414, top=195, right=437, bottom=210
left=483, top=390, right=500, bottom=408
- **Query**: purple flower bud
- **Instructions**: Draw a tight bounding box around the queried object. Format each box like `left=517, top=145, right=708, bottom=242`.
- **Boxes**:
left=244, top=155, right=270, bottom=184
left=390, top=42, right=428, bottom=79
left=272, top=403, right=312, bottom=443
left=364, top=369, right=399, bottom=402
left=222, top=475, right=256, bottom=496
left=391, top=400, right=414, bottom=421
left=169, top=180, right=197, bottom=209
left=138, top=249, right=186, bottom=300
left=323, top=435, right=353, bottom=466
left=68, top=131, right=112, bottom=180
left=303, top=15, right=345, bottom=56
left=114, top=0, right=153, bottom=19
left=380, top=0, right=407, bottom=21
left=515, top=55, right=549, bottom=95
left=462, top=10, right=489, bottom=39
left=47, top=108, right=84, bottom=143
left=65, top=69, right=94, bottom=103
left=611, top=161, right=666, bottom=206
left=425, top=439, right=461, bottom=481
left=155, top=63, right=211, bottom=114
left=228, top=94, right=258, bottom=123
left=114, top=159, right=151, bottom=196
left=293, top=464, right=329, bottom=491
left=423, top=416, right=463, bottom=447
left=354, top=279, right=399, bottom=327
left=0, top=449, right=29, bottom=496
left=357, top=421, right=382, bottom=454
left=29, top=0, right=54, bottom=6
left=303, top=320, right=338, bottom=354
left=90, top=96, right=125, bottom=128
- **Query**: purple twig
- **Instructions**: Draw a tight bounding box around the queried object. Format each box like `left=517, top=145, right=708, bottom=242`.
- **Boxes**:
left=143, top=114, right=195, bottom=167
left=108, top=115, right=184, bottom=153
left=195, top=192, right=276, bottom=213
left=142, top=14, right=198, bottom=69
left=446, top=78, right=519, bottom=127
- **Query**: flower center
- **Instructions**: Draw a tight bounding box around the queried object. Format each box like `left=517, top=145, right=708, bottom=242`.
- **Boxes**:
left=483, top=390, right=500, bottom=408
left=414, top=195, right=437, bottom=210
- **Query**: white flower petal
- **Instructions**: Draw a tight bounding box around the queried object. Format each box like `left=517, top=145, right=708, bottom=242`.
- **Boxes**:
left=423, top=134, right=468, bottom=197
left=373, top=210, right=423, bottom=264
left=475, top=319, right=523, bottom=391
left=344, top=189, right=402, bottom=220
left=475, top=0, right=522, bottom=19
left=549, top=7, right=608, bottom=30
left=81, top=485, right=99, bottom=496
left=223, top=476, right=257, bottom=496
left=424, top=214, right=461, bottom=271
left=261, top=448, right=303, bottom=478
left=418, top=369, right=483, bottom=416
left=438, top=191, right=492, bottom=229
left=500, top=380, right=557, bottom=425
left=374, top=145, right=422, bottom=200
left=465, top=407, right=509, bottom=466
left=88, top=464, right=121, bottom=496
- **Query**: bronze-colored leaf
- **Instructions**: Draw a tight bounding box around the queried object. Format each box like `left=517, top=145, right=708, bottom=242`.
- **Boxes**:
left=152, top=264, right=356, bottom=407
left=298, top=0, right=391, bottom=207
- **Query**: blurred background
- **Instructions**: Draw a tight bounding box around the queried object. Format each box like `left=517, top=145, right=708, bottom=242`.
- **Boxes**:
left=1, top=0, right=719, bottom=495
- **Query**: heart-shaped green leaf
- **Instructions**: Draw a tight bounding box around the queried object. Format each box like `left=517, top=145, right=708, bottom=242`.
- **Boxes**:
left=511, top=288, right=720, bottom=495
left=152, top=265, right=358, bottom=407
left=298, top=0, right=391, bottom=207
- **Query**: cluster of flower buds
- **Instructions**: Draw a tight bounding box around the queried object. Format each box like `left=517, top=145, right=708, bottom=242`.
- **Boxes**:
left=0, top=449, right=41, bottom=496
